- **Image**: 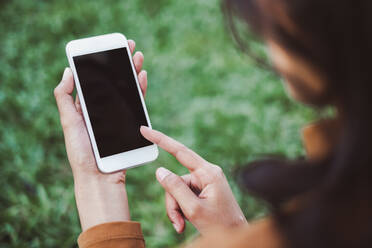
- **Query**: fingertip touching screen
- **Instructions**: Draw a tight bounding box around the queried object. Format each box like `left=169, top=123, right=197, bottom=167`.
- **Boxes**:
left=73, top=47, right=152, bottom=158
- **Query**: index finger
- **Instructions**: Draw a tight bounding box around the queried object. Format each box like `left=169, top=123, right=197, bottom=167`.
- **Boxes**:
left=140, top=126, right=205, bottom=171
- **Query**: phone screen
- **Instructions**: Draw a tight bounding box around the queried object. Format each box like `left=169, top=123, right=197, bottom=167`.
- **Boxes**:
left=73, top=47, right=152, bottom=158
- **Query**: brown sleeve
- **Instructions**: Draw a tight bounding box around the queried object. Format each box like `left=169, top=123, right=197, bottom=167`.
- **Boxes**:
left=77, top=221, right=145, bottom=248
left=187, top=218, right=284, bottom=248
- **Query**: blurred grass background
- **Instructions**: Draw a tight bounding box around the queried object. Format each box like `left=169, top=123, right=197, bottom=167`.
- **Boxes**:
left=0, top=0, right=316, bottom=247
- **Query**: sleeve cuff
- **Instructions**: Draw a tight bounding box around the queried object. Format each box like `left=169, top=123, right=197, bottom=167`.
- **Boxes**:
left=78, top=221, right=144, bottom=248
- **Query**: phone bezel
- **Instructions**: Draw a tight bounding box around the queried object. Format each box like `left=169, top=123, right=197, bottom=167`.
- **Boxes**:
left=66, top=33, right=158, bottom=173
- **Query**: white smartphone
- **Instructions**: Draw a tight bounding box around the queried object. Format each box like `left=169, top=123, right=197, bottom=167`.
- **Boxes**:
left=66, top=33, right=158, bottom=173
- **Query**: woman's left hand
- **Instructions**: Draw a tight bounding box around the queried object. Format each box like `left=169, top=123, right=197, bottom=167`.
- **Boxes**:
left=54, top=40, right=147, bottom=231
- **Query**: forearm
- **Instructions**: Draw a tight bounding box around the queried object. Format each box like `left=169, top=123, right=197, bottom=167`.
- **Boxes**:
left=74, top=177, right=131, bottom=231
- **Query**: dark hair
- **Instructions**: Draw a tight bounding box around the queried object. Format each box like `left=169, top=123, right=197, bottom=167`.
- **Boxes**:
left=223, top=0, right=372, bottom=247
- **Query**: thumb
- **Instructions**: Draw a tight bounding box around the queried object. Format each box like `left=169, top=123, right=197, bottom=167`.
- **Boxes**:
left=156, top=167, right=200, bottom=218
left=54, top=68, right=80, bottom=130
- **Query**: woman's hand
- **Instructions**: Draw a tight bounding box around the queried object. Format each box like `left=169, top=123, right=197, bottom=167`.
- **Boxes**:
left=54, top=40, right=147, bottom=231
left=140, top=127, right=248, bottom=235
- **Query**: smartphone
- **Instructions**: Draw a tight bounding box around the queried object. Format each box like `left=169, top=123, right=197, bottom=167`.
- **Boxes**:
left=66, top=33, right=158, bottom=173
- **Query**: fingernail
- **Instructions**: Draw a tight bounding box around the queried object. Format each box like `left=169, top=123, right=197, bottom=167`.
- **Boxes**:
left=62, top=68, right=69, bottom=80
left=157, top=167, right=171, bottom=182
left=173, top=222, right=180, bottom=232
left=140, top=125, right=150, bottom=131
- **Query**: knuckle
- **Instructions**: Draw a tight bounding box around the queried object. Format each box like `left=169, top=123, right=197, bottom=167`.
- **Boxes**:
left=175, top=144, right=188, bottom=156
left=54, top=86, right=61, bottom=98
left=213, top=165, right=223, bottom=174
left=187, top=202, right=202, bottom=220
left=165, top=174, right=183, bottom=189
left=178, top=144, right=189, bottom=153
left=179, top=144, right=189, bottom=153
left=210, top=164, right=224, bottom=179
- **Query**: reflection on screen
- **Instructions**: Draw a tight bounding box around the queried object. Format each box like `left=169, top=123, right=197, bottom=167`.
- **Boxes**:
left=73, top=48, right=152, bottom=158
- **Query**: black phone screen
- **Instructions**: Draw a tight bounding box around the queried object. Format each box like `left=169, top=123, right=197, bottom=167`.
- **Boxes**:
left=73, top=47, right=152, bottom=158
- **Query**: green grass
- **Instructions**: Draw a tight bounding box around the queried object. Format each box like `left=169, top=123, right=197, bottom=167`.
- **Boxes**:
left=0, top=0, right=315, bottom=247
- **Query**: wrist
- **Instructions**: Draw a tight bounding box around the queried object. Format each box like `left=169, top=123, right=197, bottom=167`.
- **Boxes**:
left=74, top=175, right=131, bottom=231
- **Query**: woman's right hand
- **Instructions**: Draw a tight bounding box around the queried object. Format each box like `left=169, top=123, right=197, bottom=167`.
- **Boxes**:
left=140, top=126, right=248, bottom=235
